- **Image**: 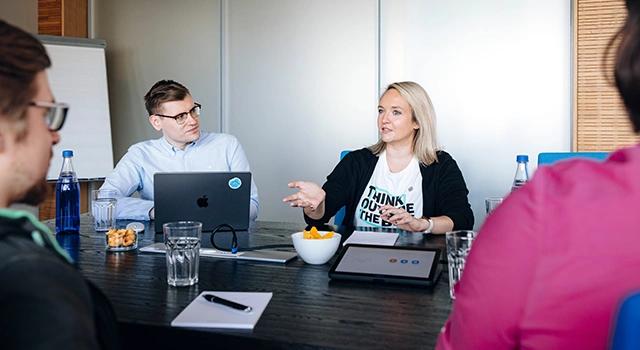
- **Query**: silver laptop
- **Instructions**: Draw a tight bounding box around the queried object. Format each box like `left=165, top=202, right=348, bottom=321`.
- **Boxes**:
left=139, top=243, right=297, bottom=264
left=153, top=172, right=251, bottom=234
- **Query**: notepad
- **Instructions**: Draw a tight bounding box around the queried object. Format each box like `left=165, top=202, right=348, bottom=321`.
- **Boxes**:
left=343, top=230, right=399, bottom=247
left=171, top=291, right=272, bottom=329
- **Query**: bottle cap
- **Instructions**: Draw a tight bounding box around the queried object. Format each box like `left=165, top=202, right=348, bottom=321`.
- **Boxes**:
left=62, top=150, right=74, bottom=158
left=516, top=154, right=529, bottom=162
left=126, top=222, right=145, bottom=234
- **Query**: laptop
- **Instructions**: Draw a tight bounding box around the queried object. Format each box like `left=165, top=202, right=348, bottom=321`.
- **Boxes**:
left=154, top=172, right=251, bottom=234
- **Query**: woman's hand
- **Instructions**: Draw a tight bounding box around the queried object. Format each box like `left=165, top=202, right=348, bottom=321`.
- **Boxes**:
left=283, top=181, right=326, bottom=219
left=379, top=205, right=427, bottom=232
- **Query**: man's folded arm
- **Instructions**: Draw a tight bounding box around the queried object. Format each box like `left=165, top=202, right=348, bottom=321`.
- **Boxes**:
left=101, top=151, right=153, bottom=220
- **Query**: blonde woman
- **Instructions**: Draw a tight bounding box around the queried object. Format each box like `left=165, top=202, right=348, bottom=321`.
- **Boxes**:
left=284, top=81, right=473, bottom=233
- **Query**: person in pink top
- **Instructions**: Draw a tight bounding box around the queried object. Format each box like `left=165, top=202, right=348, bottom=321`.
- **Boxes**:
left=437, top=1, right=640, bottom=349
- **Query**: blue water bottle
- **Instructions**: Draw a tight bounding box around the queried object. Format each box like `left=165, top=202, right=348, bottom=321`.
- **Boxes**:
left=55, top=150, right=80, bottom=234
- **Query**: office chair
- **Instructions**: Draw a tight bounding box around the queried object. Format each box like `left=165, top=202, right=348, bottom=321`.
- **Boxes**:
left=333, top=150, right=350, bottom=226
left=537, top=152, right=608, bottom=167
left=611, top=292, right=640, bottom=350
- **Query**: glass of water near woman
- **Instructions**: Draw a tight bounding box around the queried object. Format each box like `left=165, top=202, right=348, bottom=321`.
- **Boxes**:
left=485, top=197, right=503, bottom=215
left=446, top=230, right=477, bottom=299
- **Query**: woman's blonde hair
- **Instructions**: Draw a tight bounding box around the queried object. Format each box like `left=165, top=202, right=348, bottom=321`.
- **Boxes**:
left=369, top=81, right=439, bottom=165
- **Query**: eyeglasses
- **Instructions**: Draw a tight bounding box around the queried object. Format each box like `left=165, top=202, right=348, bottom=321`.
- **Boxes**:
left=28, top=100, right=69, bottom=131
left=154, top=103, right=201, bottom=125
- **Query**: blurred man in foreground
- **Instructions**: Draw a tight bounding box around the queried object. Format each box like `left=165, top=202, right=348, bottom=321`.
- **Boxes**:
left=0, top=19, right=118, bottom=349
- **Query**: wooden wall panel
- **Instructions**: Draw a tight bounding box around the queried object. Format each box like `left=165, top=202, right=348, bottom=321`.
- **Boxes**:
left=37, top=0, right=87, bottom=38
left=62, top=0, right=87, bottom=37
left=38, top=0, right=62, bottom=36
left=574, top=0, right=640, bottom=151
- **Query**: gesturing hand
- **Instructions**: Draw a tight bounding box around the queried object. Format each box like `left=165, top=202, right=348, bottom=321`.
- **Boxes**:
left=282, top=181, right=326, bottom=211
left=379, top=205, right=426, bottom=232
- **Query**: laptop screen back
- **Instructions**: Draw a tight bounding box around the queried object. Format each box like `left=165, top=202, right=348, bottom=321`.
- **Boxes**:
left=153, top=172, right=251, bottom=233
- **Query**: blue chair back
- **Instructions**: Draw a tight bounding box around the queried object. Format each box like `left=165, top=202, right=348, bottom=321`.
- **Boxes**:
left=612, top=292, right=640, bottom=350
left=537, top=152, right=608, bottom=166
left=333, top=150, right=350, bottom=226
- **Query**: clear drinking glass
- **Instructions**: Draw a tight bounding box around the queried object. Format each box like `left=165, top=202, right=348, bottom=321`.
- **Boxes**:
left=163, top=221, right=202, bottom=287
left=91, top=189, right=117, bottom=232
left=485, top=197, right=503, bottom=215
left=446, top=230, right=477, bottom=299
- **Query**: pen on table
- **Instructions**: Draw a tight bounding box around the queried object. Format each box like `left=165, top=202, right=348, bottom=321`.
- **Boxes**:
left=203, top=294, right=253, bottom=313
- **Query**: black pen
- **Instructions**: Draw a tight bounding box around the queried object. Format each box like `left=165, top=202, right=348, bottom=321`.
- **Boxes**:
left=203, top=294, right=253, bottom=313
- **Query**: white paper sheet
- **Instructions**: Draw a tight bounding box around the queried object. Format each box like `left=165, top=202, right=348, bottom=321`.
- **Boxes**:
left=343, top=231, right=399, bottom=246
left=171, top=291, right=272, bottom=329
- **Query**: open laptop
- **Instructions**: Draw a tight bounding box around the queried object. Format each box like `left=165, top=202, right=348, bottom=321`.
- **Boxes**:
left=154, top=172, right=251, bottom=234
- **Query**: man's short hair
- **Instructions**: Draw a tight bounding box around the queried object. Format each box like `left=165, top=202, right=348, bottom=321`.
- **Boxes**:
left=144, top=80, right=191, bottom=115
left=0, top=20, right=51, bottom=121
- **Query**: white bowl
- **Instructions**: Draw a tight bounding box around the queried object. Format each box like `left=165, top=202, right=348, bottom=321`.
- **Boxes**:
left=291, top=231, right=342, bottom=265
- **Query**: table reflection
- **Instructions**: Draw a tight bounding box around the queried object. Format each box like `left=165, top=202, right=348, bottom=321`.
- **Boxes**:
left=56, top=232, right=80, bottom=264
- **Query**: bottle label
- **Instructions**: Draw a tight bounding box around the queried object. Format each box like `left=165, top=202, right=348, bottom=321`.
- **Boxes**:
left=512, top=179, right=527, bottom=191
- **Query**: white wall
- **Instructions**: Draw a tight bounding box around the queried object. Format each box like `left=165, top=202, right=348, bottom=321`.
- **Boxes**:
left=94, top=0, right=572, bottom=226
left=224, top=0, right=379, bottom=223
left=0, top=0, right=37, bottom=33
left=380, top=0, right=572, bottom=228
left=93, top=0, right=221, bottom=160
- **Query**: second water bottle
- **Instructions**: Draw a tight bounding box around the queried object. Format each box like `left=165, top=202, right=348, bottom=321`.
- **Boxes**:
left=511, top=154, right=530, bottom=191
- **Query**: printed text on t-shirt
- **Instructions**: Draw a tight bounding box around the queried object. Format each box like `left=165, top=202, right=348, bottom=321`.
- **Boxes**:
left=357, top=185, right=415, bottom=227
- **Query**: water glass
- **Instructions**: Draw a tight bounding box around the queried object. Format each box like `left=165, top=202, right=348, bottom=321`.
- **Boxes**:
left=446, top=230, right=477, bottom=300
left=92, top=189, right=117, bottom=231
left=163, top=221, right=202, bottom=287
left=485, top=197, right=503, bottom=214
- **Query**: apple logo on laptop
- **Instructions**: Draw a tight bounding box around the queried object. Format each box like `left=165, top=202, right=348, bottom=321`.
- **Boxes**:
left=197, top=195, right=209, bottom=208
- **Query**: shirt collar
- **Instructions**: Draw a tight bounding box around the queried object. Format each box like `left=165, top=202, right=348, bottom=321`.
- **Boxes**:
left=158, top=133, right=205, bottom=154
left=192, top=131, right=207, bottom=146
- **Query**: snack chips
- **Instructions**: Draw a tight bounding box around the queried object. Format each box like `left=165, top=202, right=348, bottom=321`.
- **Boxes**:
left=303, top=226, right=334, bottom=239
left=106, top=228, right=137, bottom=248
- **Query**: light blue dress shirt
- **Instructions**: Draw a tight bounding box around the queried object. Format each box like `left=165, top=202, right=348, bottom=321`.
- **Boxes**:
left=101, top=132, right=259, bottom=221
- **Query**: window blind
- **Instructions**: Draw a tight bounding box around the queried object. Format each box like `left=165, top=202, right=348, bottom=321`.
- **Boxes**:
left=574, top=0, right=639, bottom=150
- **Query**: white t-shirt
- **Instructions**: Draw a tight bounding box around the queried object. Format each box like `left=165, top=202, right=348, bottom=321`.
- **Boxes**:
left=354, top=151, right=423, bottom=228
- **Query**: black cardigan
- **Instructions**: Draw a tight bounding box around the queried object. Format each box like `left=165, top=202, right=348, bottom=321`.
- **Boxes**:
left=305, top=148, right=474, bottom=230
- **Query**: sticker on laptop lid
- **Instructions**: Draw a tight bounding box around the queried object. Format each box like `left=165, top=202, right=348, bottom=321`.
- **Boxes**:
left=228, top=177, right=242, bottom=190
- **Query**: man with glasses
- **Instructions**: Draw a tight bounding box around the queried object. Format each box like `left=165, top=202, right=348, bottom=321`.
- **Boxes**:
left=101, top=80, right=259, bottom=221
left=0, top=20, right=118, bottom=349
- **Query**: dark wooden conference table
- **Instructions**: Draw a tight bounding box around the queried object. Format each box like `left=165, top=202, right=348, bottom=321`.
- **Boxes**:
left=47, top=216, right=452, bottom=350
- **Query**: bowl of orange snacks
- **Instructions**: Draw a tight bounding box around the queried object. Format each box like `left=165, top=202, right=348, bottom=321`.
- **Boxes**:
left=105, top=228, right=137, bottom=252
left=291, top=227, right=341, bottom=265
